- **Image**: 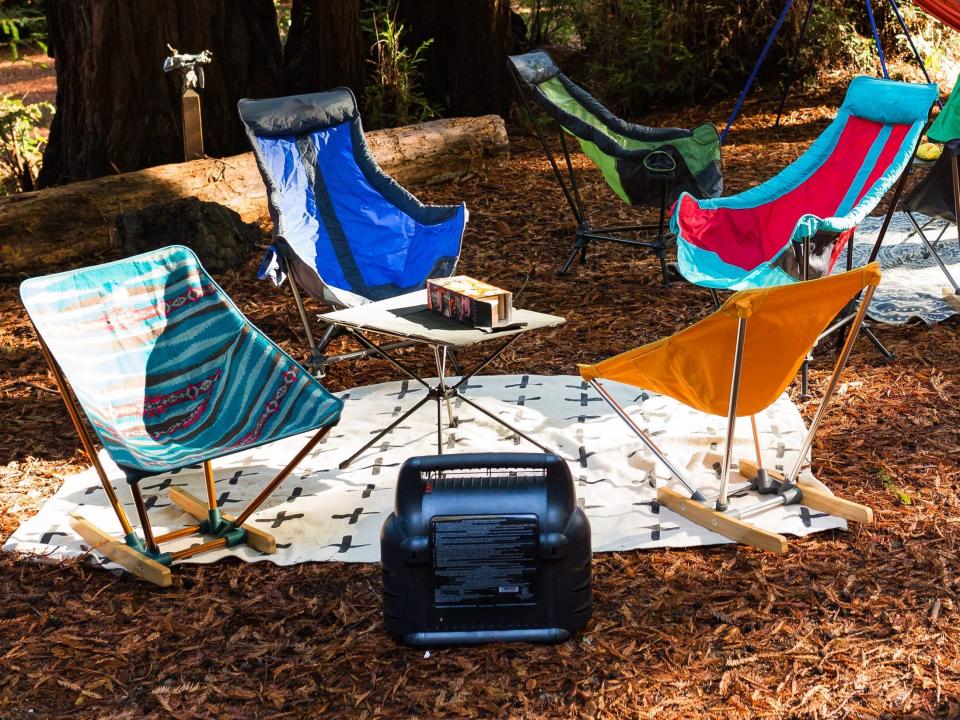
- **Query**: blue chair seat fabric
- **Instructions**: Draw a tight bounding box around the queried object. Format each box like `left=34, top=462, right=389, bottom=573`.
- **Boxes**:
left=20, top=246, right=343, bottom=480
left=241, top=88, right=466, bottom=308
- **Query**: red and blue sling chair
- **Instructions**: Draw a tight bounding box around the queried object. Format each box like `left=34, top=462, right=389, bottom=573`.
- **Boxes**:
left=21, top=246, right=343, bottom=586
left=673, top=76, right=938, bottom=291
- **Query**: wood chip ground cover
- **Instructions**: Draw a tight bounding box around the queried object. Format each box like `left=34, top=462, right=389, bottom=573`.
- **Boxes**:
left=0, top=81, right=958, bottom=719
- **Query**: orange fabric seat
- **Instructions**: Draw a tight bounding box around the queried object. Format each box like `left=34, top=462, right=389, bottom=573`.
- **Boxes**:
left=579, top=263, right=882, bottom=417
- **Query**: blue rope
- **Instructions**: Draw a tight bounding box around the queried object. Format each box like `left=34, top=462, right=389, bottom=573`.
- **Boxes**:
left=865, top=0, right=889, bottom=78
left=887, top=0, right=943, bottom=108
left=721, top=0, right=797, bottom=143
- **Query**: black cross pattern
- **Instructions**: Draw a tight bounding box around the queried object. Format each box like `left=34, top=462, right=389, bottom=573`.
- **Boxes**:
left=39, top=530, right=69, bottom=545
left=566, top=381, right=590, bottom=391
left=498, top=431, right=522, bottom=445
left=217, top=492, right=243, bottom=506
left=512, top=394, right=540, bottom=406
left=219, top=470, right=259, bottom=486
left=285, top=487, right=314, bottom=503
left=633, top=499, right=661, bottom=514
left=379, top=406, right=403, bottom=418
left=368, top=424, right=411, bottom=436
left=255, top=510, right=304, bottom=528
left=125, top=495, right=170, bottom=511
left=167, top=463, right=203, bottom=475
left=352, top=458, right=401, bottom=475
left=141, top=477, right=189, bottom=492
left=387, top=380, right=423, bottom=401
left=578, top=446, right=596, bottom=469
left=445, top=434, right=468, bottom=450
left=326, top=535, right=370, bottom=553
left=796, top=507, right=830, bottom=528
left=331, top=507, right=379, bottom=525
left=459, top=382, right=482, bottom=392
left=565, top=415, right=600, bottom=424
left=506, top=375, right=543, bottom=390
left=564, top=393, right=602, bottom=407
left=345, top=483, right=379, bottom=499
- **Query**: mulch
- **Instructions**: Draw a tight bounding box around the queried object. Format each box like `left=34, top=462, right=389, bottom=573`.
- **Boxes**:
left=1, top=75, right=959, bottom=719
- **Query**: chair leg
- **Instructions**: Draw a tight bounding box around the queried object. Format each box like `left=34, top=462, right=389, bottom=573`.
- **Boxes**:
left=68, top=512, right=172, bottom=587
left=656, top=487, right=788, bottom=553
left=735, top=459, right=873, bottom=523
left=169, top=487, right=276, bottom=554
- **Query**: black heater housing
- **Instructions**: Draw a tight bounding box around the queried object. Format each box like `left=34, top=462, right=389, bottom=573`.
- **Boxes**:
left=381, top=453, right=592, bottom=647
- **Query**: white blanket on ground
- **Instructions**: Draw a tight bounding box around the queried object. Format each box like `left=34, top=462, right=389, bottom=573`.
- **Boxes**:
left=3, top=375, right=843, bottom=570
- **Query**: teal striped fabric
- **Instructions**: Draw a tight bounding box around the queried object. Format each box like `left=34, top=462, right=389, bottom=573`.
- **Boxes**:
left=21, top=246, right=343, bottom=479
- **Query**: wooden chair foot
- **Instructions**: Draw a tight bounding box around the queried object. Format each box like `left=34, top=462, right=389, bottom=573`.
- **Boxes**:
left=735, top=459, right=873, bottom=524
left=169, top=488, right=276, bottom=554
left=657, top=487, right=789, bottom=553
left=68, top=511, right=172, bottom=587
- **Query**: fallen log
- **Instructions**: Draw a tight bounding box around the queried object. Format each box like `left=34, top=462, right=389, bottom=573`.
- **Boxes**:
left=0, top=114, right=508, bottom=277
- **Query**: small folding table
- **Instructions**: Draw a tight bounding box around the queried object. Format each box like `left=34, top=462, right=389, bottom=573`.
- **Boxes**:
left=318, top=290, right=565, bottom=468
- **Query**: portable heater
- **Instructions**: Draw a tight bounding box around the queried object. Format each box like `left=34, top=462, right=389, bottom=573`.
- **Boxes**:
left=381, top=453, right=592, bottom=647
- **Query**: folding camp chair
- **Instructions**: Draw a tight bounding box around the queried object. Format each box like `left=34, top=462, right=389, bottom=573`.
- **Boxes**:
left=674, top=75, right=937, bottom=393
left=674, top=76, right=937, bottom=291
left=508, top=50, right=723, bottom=283
left=20, top=246, right=344, bottom=586
left=579, top=264, right=881, bottom=553
left=240, top=88, right=468, bottom=375
left=901, top=74, right=960, bottom=305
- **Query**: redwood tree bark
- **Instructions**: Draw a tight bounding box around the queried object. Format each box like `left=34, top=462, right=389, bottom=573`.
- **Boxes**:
left=396, top=0, right=513, bottom=117
left=282, top=0, right=364, bottom=96
left=38, top=0, right=283, bottom=187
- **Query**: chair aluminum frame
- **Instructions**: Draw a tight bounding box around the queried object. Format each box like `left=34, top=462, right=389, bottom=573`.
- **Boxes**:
left=586, top=284, right=877, bottom=553
left=901, top=149, right=960, bottom=300
left=33, top=323, right=334, bottom=587
left=508, top=65, right=676, bottom=285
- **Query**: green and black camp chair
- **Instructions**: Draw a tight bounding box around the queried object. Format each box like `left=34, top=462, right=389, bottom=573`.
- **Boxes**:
left=508, top=49, right=723, bottom=283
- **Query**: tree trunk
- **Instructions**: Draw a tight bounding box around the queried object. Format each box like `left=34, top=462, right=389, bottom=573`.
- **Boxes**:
left=3, top=115, right=509, bottom=276
left=283, top=0, right=364, bottom=96
left=396, top=0, right=513, bottom=117
left=38, top=0, right=283, bottom=188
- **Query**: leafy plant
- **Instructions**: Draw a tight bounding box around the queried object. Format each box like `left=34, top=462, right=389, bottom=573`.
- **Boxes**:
left=879, top=468, right=913, bottom=506
left=0, top=2, right=47, bottom=60
left=0, top=94, right=52, bottom=194
left=273, top=0, right=292, bottom=43
left=518, top=0, right=580, bottom=48
left=362, top=1, right=438, bottom=129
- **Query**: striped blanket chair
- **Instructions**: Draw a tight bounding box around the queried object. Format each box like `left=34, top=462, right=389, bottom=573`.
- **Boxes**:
left=20, top=245, right=343, bottom=586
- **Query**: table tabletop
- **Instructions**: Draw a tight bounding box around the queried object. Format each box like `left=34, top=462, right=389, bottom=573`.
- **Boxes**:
left=318, top=289, right=565, bottom=348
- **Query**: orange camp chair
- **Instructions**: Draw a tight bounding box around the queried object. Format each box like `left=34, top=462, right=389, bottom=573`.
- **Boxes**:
left=579, top=263, right=881, bottom=552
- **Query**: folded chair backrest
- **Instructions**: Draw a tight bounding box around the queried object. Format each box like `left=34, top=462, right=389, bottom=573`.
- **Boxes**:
left=508, top=49, right=723, bottom=206
left=674, top=76, right=938, bottom=289
left=20, top=246, right=343, bottom=479
left=240, top=88, right=466, bottom=307
left=580, top=263, right=882, bottom=417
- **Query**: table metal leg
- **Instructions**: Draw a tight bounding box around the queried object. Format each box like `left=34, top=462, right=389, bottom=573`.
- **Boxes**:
left=339, top=394, right=433, bottom=469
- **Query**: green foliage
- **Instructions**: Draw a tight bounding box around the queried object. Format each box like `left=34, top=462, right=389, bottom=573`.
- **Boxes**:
left=362, top=2, right=438, bottom=129
left=0, top=1, right=46, bottom=60
left=557, top=0, right=960, bottom=116
left=0, top=94, right=52, bottom=194
left=879, top=468, right=913, bottom=506
left=274, top=0, right=292, bottom=43
left=518, top=0, right=579, bottom=47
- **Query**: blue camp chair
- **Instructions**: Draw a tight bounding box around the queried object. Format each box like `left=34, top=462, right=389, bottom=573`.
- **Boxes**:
left=239, top=88, right=467, bottom=371
left=21, top=246, right=343, bottom=586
